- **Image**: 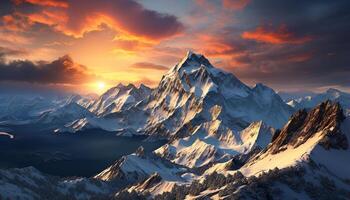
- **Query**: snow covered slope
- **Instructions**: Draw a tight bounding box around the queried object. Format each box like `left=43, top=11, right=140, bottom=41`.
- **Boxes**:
left=89, top=83, right=151, bottom=116
left=154, top=120, right=274, bottom=168
left=95, top=147, right=186, bottom=183
left=240, top=100, right=349, bottom=177
left=64, top=94, right=97, bottom=108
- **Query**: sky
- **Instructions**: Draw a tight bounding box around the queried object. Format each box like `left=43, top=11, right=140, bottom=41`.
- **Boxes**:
left=0, top=0, right=349, bottom=94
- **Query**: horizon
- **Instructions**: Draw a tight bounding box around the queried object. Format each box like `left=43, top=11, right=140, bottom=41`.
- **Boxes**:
left=0, top=0, right=349, bottom=95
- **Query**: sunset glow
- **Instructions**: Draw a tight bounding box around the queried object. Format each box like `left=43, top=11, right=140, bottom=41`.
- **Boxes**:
left=0, top=0, right=349, bottom=94
left=97, top=81, right=106, bottom=92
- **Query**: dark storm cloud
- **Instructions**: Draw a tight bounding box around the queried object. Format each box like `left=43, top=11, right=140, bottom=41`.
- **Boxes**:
left=218, top=0, right=350, bottom=89
left=0, top=55, right=96, bottom=84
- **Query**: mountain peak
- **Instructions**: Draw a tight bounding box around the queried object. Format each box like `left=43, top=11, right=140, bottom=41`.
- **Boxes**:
left=116, top=83, right=125, bottom=88
left=139, top=83, right=150, bottom=91
left=186, top=50, right=202, bottom=58
left=326, top=88, right=342, bottom=98
left=269, top=100, right=347, bottom=154
left=253, top=83, right=275, bottom=93
left=326, top=88, right=341, bottom=93
left=172, top=51, right=213, bottom=74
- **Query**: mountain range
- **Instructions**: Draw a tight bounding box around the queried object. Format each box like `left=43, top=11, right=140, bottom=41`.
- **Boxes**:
left=0, top=51, right=349, bottom=199
left=287, top=88, right=350, bottom=116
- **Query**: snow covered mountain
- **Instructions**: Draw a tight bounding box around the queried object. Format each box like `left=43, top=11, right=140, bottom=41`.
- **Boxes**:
left=37, top=102, right=95, bottom=130
left=0, top=96, right=59, bottom=122
left=288, top=88, right=350, bottom=116
left=142, top=51, right=293, bottom=138
left=89, top=83, right=152, bottom=116
left=53, top=83, right=153, bottom=134
left=0, top=94, right=96, bottom=126
left=111, top=100, right=350, bottom=199
left=69, top=51, right=293, bottom=137
left=169, top=100, right=350, bottom=199
left=0, top=51, right=293, bottom=136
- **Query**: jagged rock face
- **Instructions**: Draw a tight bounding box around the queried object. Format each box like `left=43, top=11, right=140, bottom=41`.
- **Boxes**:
left=223, top=147, right=262, bottom=171
left=270, top=101, right=348, bottom=154
left=135, top=146, right=145, bottom=158
left=134, top=173, right=162, bottom=191
left=95, top=157, right=127, bottom=181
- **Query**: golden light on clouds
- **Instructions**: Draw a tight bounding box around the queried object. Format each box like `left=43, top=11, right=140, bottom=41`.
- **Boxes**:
left=1, top=0, right=348, bottom=94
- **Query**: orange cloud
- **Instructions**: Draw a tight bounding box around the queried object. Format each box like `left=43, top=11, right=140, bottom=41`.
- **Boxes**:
left=222, top=0, right=250, bottom=10
left=26, top=9, right=68, bottom=27
left=1, top=12, right=33, bottom=32
left=195, top=34, right=240, bottom=57
left=242, top=25, right=313, bottom=44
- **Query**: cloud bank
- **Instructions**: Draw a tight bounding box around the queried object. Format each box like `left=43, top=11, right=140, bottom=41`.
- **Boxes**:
left=0, top=54, right=96, bottom=84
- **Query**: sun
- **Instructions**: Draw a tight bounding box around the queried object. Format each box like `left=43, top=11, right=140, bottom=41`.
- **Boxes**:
left=97, top=81, right=106, bottom=91
left=89, top=81, right=108, bottom=94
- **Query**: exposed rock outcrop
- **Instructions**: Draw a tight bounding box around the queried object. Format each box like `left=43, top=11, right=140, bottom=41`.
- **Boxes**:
left=270, top=100, right=347, bottom=154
